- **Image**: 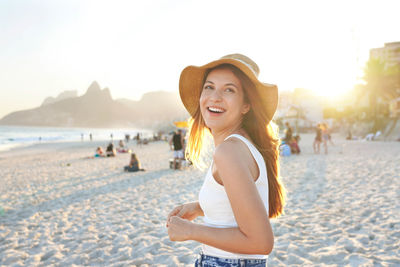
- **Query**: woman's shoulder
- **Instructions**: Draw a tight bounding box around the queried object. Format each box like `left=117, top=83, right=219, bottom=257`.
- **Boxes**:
left=213, top=136, right=259, bottom=183
left=214, top=137, right=253, bottom=166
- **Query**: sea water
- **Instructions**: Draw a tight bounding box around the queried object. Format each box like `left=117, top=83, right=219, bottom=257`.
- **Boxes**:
left=0, top=125, right=152, bottom=152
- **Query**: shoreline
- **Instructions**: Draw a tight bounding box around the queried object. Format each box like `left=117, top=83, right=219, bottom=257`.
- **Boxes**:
left=0, top=124, right=155, bottom=154
left=0, top=139, right=122, bottom=157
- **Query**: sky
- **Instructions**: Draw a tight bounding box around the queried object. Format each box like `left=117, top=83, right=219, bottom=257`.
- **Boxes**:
left=0, top=0, right=399, bottom=118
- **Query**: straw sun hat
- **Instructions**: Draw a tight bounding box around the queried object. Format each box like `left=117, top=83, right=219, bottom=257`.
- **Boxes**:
left=179, top=53, right=278, bottom=122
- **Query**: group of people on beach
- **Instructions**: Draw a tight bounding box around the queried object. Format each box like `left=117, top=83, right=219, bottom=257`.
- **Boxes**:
left=90, top=139, right=145, bottom=172
left=91, top=129, right=191, bottom=173
left=93, top=143, right=116, bottom=158
left=281, top=121, right=334, bottom=156
left=313, top=122, right=334, bottom=154
left=282, top=122, right=301, bottom=155
left=94, top=140, right=129, bottom=158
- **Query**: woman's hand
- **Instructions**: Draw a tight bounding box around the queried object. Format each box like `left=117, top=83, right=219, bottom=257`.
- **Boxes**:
left=167, top=216, right=194, bottom=241
left=166, top=202, right=203, bottom=242
left=166, top=202, right=203, bottom=226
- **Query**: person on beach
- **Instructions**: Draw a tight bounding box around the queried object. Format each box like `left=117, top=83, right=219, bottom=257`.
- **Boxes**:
left=106, top=142, right=116, bottom=157
left=117, top=140, right=130, bottom=153
left=290, top=135, right=301, bottom=154
left=124, top=153, right=145, bottom=172
left=326, top=124, right=334, bottom=146
left=321, top=123, right=329, bottom=154
left=313, top=123, right=322, bottom=154
left=166, top=54, right=285, bottom=266
left=94, top=147, right=105, bottom=157
left=283, top=122, right=293, bottom=144
left=136, top=132, right=143, bottom=147
left=169, top=129, right=184, bottom=170
left=84, top=146, right=106, bottom=159
left=346, top=130, right=352, bottom=140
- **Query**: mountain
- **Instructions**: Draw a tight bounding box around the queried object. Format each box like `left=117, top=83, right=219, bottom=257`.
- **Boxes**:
left=117, top=91, right=187, bottom=121
left=0, top=81, right=188, bottom=129
left=41, top=90, right=78, bottom=106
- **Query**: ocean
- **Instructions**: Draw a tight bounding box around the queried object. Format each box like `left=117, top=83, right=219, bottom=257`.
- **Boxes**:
left=0, top=125, right=152, bottom=152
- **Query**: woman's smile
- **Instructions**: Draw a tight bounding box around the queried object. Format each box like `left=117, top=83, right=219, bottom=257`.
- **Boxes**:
left=206, top=106, right=226, bottom=116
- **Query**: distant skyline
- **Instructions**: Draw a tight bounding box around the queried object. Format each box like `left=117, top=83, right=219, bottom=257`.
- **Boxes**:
left=1, top=0, right=400, bottom=118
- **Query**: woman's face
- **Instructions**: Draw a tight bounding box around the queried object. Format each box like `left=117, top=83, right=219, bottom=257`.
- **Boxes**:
left=199, top=67, right=250, bottom=133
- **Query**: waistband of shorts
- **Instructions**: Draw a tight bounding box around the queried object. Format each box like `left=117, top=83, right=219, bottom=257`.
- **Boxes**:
left=197, top=252, right=266, bottom=265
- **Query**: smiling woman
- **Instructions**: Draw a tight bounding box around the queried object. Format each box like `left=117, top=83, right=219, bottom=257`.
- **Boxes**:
left=199, top=66, right=250, bottom=134
left=167, top=54, right=286, bottom=266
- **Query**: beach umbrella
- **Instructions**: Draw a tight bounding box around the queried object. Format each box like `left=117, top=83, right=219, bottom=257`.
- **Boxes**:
left=174, top=121, right=189, bottom=128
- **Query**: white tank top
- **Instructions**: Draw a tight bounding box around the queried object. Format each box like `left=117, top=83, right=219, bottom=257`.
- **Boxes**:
left=198, top=134, right=269, bottom=259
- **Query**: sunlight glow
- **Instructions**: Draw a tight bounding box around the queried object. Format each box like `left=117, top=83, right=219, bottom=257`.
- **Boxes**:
left=0, top=0, right=399, bottom=117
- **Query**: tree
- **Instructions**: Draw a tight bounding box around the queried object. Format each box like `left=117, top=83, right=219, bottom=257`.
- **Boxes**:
left=363, top=58, right=400, bottom=131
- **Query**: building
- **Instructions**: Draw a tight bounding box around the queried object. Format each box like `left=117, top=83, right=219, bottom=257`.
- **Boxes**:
left=370, top=41, right=400, bottom=66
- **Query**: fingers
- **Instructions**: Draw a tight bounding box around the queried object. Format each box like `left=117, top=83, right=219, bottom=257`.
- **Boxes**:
left=167, top=216, right=190, bottom=242
left=168, top=206, right=181, bottom=218
left=166, top=212, right=175, bottom=227
left=166, top=215, right=178, bottom=228
left=176, top=208, right=186, bottom=217
left=168, top=216, right=182, bottom=227
left=166, top=205, right=183, bottom=227
left=167, top=209, right=178, bottom=219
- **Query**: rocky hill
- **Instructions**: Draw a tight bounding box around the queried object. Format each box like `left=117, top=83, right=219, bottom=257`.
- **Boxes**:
left=41, top=90, right=78, bottom=106
left=0, top=81, right=188, bottom=129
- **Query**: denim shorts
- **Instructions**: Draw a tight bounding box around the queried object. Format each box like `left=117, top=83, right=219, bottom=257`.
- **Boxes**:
left=194, top=253, right=267, bottom=267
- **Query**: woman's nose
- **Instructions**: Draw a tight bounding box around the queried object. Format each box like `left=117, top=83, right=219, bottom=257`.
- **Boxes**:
left=210, top=89, right=223, bottom=101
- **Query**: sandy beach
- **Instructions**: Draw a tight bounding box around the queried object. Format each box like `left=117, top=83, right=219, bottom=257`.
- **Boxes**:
left=0, top=134, right=399, bottom=266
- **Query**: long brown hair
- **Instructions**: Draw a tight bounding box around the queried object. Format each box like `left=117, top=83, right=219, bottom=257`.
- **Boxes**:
left=186, top=64, right=285, bottom=218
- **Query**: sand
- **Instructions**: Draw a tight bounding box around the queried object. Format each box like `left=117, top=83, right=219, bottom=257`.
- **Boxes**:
left=0, top=135, right=399, bottom=266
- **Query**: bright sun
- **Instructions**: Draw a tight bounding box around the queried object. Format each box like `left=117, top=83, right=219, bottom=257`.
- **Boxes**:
left=303, top=61, right=360, bottom=98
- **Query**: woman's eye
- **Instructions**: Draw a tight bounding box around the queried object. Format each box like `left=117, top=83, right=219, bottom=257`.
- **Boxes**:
left=225, top=88, right=234, bottom=93
left=204, top=85, right=213, bottom=90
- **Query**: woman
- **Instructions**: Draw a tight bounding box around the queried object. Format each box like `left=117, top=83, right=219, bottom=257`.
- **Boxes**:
left=106, top=142, right=116, bottom=157
left=313, top=123, right=322, bottom=154
left=94, top=146, right=105, bottom=157
left=166, top=54, right=285, bottom=266
left=124, top=153, right=145, bottom=172
left=321, top=123, right=329, bottom=154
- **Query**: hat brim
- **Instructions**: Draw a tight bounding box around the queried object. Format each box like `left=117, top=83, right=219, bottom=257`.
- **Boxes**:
left=179, top=58, right=278, bottom=122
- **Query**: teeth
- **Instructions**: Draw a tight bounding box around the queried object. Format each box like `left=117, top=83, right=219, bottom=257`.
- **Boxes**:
left=208, top=107, right=224, bottom=113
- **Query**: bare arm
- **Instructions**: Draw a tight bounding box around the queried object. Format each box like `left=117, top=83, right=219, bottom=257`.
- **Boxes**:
left=168, top=139, right=274, bottom=255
